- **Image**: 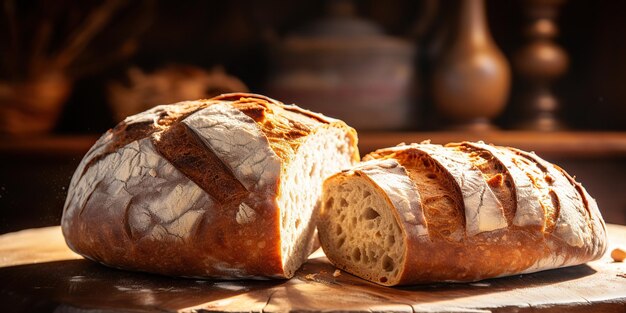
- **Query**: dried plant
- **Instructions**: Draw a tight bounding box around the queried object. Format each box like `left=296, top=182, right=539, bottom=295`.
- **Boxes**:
left=0, top=0, right=155, bottom=81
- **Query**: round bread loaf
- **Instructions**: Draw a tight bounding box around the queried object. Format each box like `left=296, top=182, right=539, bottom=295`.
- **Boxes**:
left=62, top=93, right=359, bottom=279
left=318, top=142, right=607, bottom=286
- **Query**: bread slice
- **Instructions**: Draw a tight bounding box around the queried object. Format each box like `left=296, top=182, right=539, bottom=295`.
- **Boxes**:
left=318, top=158, right=426, bottom=285
left=318, top=142, right=607, bottom=286
left=62, top=93, right=359, bottom=279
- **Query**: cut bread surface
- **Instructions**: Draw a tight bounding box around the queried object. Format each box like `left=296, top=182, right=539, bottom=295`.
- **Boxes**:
left=320, top=172, right=406, bottom=285
left=278, top=126, right=356, bottom=277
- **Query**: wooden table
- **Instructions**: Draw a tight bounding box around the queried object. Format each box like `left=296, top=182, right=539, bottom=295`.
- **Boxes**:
left=1, top=225, right=625, bottom=312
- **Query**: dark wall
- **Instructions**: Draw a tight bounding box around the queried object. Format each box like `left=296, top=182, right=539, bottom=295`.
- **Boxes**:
left=47, top=0, right=626, bottom=134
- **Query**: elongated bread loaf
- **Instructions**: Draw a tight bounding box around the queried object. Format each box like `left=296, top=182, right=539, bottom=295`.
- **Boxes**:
left=318, top=142, right=607, bottom=286
left=62, top=93, right=359, bottom=279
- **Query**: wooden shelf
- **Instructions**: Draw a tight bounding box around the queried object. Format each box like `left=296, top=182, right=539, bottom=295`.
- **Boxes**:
left=0, top=135, right=99, bottom=157
left=358, top=131, right=626, bottom=158
left=2, top=131, right=626, bottom=159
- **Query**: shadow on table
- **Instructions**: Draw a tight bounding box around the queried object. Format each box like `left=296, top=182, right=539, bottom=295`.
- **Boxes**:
left=397, top=262, right=599, bottom=292
left=0, top=258, right=285, bottom=313
left=195, top=256, right=601, bottom=312
left=0, top=255, right=600, bottom=312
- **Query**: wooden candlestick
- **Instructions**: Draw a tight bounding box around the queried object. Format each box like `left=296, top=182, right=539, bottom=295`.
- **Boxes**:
left=514, top=0, right=568, bottom=131
left=432, top=0, right=511, bottom=131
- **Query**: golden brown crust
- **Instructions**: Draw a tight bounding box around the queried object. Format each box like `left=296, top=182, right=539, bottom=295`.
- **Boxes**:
left=378, top=149, right=466, bottom=241
left=506, top=148, right=605, bottom=258
left=451, top=143, right=517, bottom=225
left=323, top=142, right=608, bottom=285
left=228, top=95, right=358, bottom=166
left=79, top=101, right=211, bottom=180
left=153, top=123, right=248, bottom=203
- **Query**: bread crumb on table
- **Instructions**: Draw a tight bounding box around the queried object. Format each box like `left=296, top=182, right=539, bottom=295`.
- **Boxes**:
left=333, top=269, right=341, bottom=277
left=611, top=248, right=625, bottom=262
left=304, top=273, right=318, bottom=280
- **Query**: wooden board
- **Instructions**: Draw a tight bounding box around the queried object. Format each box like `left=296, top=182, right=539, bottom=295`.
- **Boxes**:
left=0, top=225, right=625, bottom=312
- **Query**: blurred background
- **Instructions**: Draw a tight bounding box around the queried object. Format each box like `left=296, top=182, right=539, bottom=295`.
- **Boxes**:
left=1, top=0, right=625, bottom=233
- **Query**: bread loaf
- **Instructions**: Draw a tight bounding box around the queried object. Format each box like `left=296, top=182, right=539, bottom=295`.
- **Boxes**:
left=318, top=142, right=607, bottom=286
left=62, top=93, right=359, bottom=279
